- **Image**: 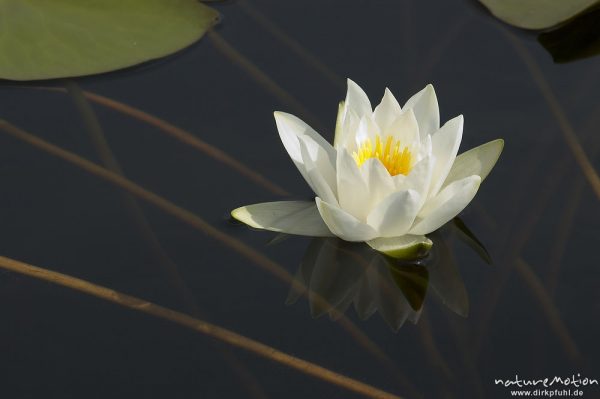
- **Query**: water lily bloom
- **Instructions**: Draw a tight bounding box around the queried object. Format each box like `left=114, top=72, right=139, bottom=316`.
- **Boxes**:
left=232, top=80, right=503, bottom=257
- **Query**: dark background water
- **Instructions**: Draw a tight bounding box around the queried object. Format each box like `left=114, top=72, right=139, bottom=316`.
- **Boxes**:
left=0, top=0, right=598, bottom=398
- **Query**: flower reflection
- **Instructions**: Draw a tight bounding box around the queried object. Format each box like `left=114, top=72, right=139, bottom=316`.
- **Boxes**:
left=286, top=229, right=469, bottom=331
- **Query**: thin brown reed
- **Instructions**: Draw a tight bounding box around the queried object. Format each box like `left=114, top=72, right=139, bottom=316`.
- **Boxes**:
left=0, top=255, right=402, bottom=399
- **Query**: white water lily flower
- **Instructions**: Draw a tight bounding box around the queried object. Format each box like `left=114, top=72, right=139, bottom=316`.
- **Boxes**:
left=232, top=80, right=503, bottom=257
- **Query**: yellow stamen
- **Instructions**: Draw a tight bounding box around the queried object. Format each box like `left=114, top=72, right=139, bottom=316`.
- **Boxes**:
left=352, top=135, right=412, bottom=176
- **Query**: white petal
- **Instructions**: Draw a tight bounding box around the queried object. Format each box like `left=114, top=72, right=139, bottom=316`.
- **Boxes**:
left=366, top=235, right=433, bottom=259
left=231, top=201, right=334, bottom=237
left=428, top=115, right=464, bottom=198
left=410, top=175, right=481, bottom=235
left=399, top=154, right=435, bottom=206
left=373, top=88, right=402, bottom=132
left=443, top=139, right=504, bottom=188
left=367, top=189, right=421, bottom=237
left=403, top=84, right=440, bottom=139
left=416, top=132, right=433, bottom=160
left=275, top=111, right=335, bottom=164
left=337, top=150, right=370, bottom=220
left=299, top=139, right=338, bottom=204
left=355, top=115, right=379, bottom=147
left=335, top=107, right=360, bottom=150
left=383, top=108, right=420, bottom=146
left=275, top=112, right=337, bottom=195
left=333, top=101, right=345, bottom=147
left=316, top=197, right=378, bottom=242
left=345, top=79, right=372, bottom=118
left=361, top=158, right=395, bottom=209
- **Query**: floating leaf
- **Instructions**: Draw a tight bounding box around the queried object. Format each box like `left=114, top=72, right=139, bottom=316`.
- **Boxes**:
left=538, top=7, right=600, bottom=63
left=0, top=0, right=219, bottom=81
left=478, top=0, right=599, bottom=29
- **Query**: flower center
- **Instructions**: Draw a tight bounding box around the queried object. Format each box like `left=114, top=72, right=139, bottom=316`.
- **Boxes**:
left=352, top=135, right=412, bottom=176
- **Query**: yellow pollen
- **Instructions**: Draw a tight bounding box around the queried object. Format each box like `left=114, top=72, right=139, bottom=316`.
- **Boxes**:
left=352, top=135, right=412, bottom=176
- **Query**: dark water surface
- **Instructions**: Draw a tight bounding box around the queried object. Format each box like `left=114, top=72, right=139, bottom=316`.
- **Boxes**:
left=0, top=1, right=598, bottom=398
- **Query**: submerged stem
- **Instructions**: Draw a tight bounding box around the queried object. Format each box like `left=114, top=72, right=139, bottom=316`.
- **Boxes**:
left=514, top=258, right=582, bottom=364
left=0, top=118, right=292, bottom=283
left=65, top=81, right=269, bottom=399
left=28, top=85, right=289, bottom=197
left=0, top=255, right=401, bottom=399
left=501, top=29, right=600, bottom=201
left=238, top=1, right=345, bottom=89
left=207, top=31, right=328, bottom=134
left=0, top=119, right=413, bottom=395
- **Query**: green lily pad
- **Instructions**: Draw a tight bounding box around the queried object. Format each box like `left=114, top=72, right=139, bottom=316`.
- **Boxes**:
left=479, top=0, right=599, bottom=29
left=538, top=7, right=600, bottom=63
left=0, top=0, right=219, bottom=81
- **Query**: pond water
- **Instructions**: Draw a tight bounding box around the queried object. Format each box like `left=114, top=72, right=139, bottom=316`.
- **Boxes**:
left=0, top=1, right=598, bottom=398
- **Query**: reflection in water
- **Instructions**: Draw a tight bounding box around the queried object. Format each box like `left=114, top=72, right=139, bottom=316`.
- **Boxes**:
left=286, top=228, right=470, bottom=331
